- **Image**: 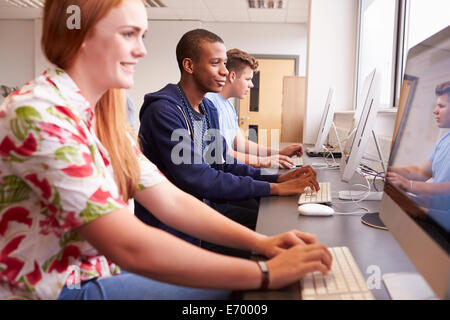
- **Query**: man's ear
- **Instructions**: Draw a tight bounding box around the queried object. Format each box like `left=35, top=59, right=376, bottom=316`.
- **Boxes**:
left=182, top=58, right=194, bottom=75
left=229, top=70, right=237, bottom=83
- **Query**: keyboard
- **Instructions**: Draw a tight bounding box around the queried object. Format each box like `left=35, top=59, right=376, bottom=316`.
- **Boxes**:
left=306, top=150, right=342, bottom=158
left=292, top=156, right=303, bottom=167
left=298, top=182, right=331, bottom=205
left=300, top=246, right=375, bottom=300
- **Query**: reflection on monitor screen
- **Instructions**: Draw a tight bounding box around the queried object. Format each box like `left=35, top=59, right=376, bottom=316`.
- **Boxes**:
left=380, top=26, right=450, bottom=299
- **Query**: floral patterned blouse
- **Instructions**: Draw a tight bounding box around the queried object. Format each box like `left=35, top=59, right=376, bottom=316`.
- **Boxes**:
left=0, top=68, right=166, bottom=299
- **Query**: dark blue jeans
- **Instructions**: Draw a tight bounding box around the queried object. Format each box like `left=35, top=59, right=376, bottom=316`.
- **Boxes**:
left=202, top=198, right=260, bottom=259
left=58, top=271, right=231, bottom=300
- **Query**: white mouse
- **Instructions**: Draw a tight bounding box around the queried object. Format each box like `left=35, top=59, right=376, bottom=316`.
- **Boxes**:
left=298, top=203, right=335, bottom=216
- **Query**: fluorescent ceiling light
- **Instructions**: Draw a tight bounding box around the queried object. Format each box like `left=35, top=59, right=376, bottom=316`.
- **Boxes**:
left=4, top=0, right=167, bottom=9
left=248, top=0, right=286, bottom=9
left=145, top=0, right=166, bottom=8
left=5, top=0, right=44, bottom=8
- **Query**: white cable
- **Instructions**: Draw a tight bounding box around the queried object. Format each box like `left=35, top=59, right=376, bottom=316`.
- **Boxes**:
left=334, top=209, right=377, bottom=216
left=320, top=145, right=340, bottom=169
left=323, top=146, right=337, bottom=167
left=350, top=169, right=372, bottom=213
left=330, top=168, right=372, bottom=215
left=332, top=205, right=377, bottom=216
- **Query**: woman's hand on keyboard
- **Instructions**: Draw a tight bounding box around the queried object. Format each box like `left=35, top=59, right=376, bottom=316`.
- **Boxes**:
left=266, top=243, right=333, bottom=289
left=270, top=172, right=320, bottom=196
left=257, top=230, right=318, bottom=258
left=277, top=165, right=317, bottom=183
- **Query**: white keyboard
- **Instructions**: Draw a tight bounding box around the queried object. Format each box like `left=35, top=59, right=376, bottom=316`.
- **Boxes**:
left=292, top=156, right=303, bottom=167
left=300, top=246, right=375, bottom=300
left=298, top=182, right=331, bottom=204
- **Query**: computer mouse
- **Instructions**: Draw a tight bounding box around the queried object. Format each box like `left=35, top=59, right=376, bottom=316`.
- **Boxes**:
left=298, top=203, right=335, bottom=216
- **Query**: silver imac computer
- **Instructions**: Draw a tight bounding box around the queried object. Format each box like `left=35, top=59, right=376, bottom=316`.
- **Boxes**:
left=306, top=87, right=341, bottom=158
left=339, top=69, right=386, bottom=228
left=379, top=26, right=449, bottom=300
left=340, top=68, right=382, bottom=182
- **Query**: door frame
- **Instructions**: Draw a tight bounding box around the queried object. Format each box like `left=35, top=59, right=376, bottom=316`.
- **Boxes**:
left=234, top=54, right=300, bottom=116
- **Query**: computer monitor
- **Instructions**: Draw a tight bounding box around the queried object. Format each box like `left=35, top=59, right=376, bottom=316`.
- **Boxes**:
left=340, top=68, right=381, bottom=182
left=308, top=87, right=335, bottom=154
left=379, top=26, right=450, bottom=300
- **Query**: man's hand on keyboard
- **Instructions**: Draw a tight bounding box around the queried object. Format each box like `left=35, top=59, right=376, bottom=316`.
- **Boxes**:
left=259, top=154, right=295, bottom=169
left=266, top=243, right=332, bottom=290
left=278, top=143, right=304, bottom=157
left=277, top=165, right=317, bottom=183
left=257, top=230, right=318, bottom=258
left=270, top=172, right=320, bottom=196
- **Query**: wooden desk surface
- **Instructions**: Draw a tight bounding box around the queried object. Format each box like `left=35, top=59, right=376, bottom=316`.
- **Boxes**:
left=244, top=154, right=418, bottom=300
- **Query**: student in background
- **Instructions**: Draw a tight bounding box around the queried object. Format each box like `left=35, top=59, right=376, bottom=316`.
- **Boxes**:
left=387, top=81, right=450, bottom=232
left=137, top=29, right=320, bottom=257
left=206, top=49, right=303, bottom=169
left=0, top=0, right=331, bottom=300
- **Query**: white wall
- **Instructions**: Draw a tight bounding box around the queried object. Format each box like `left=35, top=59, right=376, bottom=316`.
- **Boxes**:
left=0, top=19, right=307, bottom=127
left=304, top=0, right=358, bottom=144
left=129, top=20, right=201, bottom=122
left=204, top=22, right=308, bottom=76
left=34, top=19, right=52, bottom=77
left=0, top=20, right=34, bottom=104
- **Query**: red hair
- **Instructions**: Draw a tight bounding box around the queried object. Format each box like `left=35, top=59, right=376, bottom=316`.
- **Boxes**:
left=42, top=0, right=142, bottom=200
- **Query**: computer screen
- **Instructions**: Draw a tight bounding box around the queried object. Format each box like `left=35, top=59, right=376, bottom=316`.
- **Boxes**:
left=309, top=87, right=335, bottom=153
left=340, top=69, right=381, bottom=182
left=379, top=25, right=450, bottom=299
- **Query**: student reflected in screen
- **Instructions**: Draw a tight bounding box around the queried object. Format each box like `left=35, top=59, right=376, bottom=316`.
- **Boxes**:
left=386, top=81, right=450, bottom=233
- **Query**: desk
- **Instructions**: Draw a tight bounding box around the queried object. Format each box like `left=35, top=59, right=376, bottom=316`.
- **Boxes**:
left=245, top=154, right=418, bottom=300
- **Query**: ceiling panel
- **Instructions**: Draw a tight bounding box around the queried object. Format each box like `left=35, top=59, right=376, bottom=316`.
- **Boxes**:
left=210, top=10, right=250, bottom=21
left=203, top=0, right=248, bottom=10
left=249, top=9, right=288, bottom=23
left=147, top=7, right=179, bottom=20
left=0, top=0, right=309, bottom=23
left=163, top=0, right=206, bottom=9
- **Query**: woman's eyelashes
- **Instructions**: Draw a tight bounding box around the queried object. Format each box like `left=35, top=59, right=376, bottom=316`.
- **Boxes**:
left=122, top=30, right=146, bottom=40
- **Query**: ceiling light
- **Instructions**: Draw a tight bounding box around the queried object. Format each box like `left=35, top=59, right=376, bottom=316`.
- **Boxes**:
left=5, top=0, right=44, bottom=8
left=144, top=0, right=166, bottom=8
left=4, top=0, right=167, bottom=9
left=248, top=0, right=286, bottom=9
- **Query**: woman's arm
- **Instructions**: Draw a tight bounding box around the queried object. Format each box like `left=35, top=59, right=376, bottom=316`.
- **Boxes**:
left=134, top=181, right=317, bottom=257
left=76, top=208, right=332, bottom=290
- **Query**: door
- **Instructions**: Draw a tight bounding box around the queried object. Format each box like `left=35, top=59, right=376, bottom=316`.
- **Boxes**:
left=238, top=58, right=296, bottom=148
left=281, top=76, right=306, bottom=143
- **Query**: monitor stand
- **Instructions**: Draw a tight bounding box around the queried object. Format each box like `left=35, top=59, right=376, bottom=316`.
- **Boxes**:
left=306, top=122, right=344, bottom=158
left=382, top=272, right=437, bottom=300
left=359, top=130, right=387, bottom=230
left=361, top=212, right=387, bottom=230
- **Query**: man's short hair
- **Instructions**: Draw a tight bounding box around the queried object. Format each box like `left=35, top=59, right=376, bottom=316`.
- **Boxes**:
left=436, top=81, right=450, bottom=98
left=176, top=29, right=224, bottom=73
left=226, top=48, right=259, bottom=75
